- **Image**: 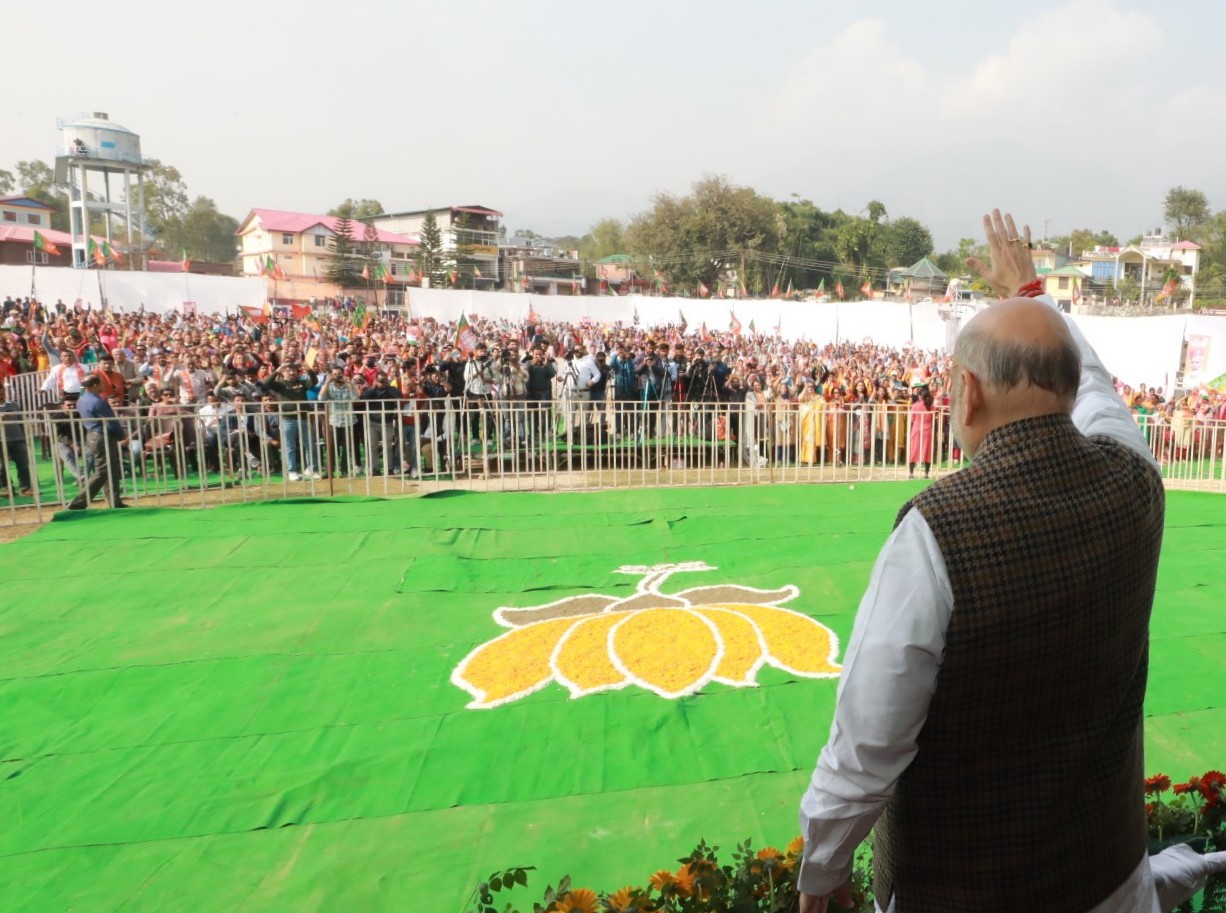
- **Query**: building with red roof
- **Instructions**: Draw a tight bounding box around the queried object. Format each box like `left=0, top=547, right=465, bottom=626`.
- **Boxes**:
left=235, top=208, right=418, bottom=301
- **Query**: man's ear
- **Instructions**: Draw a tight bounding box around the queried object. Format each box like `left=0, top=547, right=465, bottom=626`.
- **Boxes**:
left=961, top=367, right=985, bottom=427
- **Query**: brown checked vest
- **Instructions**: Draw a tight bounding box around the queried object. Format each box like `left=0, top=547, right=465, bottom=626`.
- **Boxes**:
left=874, top=413, right=1164, bottom=913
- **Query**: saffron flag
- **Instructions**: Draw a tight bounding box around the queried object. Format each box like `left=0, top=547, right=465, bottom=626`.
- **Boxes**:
left=678, top=310, right=688, bottom=332
left=33, top=231, right=61, bottom=256
left=785, top=278, right=793, bottom=297
left=699, top=282, right=711, bottom=299
left=181, top=249, right=191, bottom=272
left=835, top=281, right=845, bottom=301
left=361, top=264, right=370, bottom=281
left=700, top=322, right=710, bottom=342
left=90, top=239, right=106, bottom=266
left=816, top=278, right=826, bottom=297
left=455, top=312, right=478, bottom=355
left=102, top=241, right=123, bottom=262
left=1156, top=278, right=1178, bottom=301
left=860, top=280, right=873, bottom=299
left=528, top=304, right=541, bottom=325
left=771, top=283, right=781, bottom=299
left=1072, top=282, right=1082, bottom=305
left=729, top=311, right=742, bottom=335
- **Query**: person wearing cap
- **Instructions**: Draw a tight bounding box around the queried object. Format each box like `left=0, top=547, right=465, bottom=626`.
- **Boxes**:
left=68, top=374, right=130, bottom=509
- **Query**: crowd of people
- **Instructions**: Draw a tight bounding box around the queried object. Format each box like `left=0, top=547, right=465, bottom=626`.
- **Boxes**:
left=0, top=291, right=1223, bottom=499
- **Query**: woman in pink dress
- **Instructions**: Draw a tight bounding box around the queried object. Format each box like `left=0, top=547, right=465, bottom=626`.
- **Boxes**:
left=908, top=385, right=935, bottom=478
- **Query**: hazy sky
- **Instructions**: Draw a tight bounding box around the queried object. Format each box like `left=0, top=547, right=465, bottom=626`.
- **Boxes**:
left=7, top=0, right=1225, bottom=248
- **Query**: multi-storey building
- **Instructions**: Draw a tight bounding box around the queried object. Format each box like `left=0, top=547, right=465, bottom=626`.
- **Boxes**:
left=236, top=208, right=417, bottom=301
left=370, top=205, right=502, bottom=289
left=499, top=236, right=584, bottom=294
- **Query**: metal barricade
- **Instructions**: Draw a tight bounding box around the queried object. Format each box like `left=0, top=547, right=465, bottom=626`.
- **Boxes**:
left=3, top=396, right=1225, bottom=532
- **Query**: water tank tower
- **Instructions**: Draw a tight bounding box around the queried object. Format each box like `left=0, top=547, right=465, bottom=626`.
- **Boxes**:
left=54, top=112, right=149, bottom=270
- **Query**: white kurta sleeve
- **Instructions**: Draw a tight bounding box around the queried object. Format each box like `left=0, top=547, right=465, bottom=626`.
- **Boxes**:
left=797, top=508, right=952, bottom=895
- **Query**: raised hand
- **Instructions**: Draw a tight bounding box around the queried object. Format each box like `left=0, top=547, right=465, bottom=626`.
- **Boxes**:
left=965, top=208, right=1038, bottom=299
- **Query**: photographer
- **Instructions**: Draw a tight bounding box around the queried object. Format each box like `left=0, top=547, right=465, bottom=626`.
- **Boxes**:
left=495, top=347, right=528, bottom=447
left=686, top=347, right=715, bottom=437
left=562, top=344, right=600, bottom=443
left=634, top=340, right=666, bottom=438
left=463, top=343, right=497, bottom=441
left=360, top=372, right=403, bottom=476
left=609, top=341, right=638, bottom=439
left=524, top=347, right=557, bottom=444
left=319, top=366, right=360, bottom=477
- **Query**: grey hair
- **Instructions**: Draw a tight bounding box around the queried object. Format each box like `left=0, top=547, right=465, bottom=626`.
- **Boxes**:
left=956, top=324, right=1080, bottom=400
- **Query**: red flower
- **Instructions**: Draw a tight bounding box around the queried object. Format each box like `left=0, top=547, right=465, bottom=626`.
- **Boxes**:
left=1200, top=770, right=1225, bottom=806
left=1173, top=776, right=1201, bottom=796
left=1145, top=774, right=1172, bottom=795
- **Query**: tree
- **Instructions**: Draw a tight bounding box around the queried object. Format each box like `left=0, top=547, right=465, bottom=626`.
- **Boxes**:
left=625, top=175, right=778, bottom=289
left=0, top=168, right=13, bottom=196
left=416, top=210, right=446, bottom=288
left=1163, top=186, right=1210, bottom=240
left=451, top=214, right=478, bottom=287
left=934, top=238, right=983, bottom=276
left=165, top=196, right=240, bottom=264
left=323, top=215, right=363, bottom=288
left=1050, top=228, right=1121, bottom=258
left=140, top=159, right=190, bottom=233
left=865, top=200, right=888, bottom=223
left=834, top=217, right=879, bottom=272
left=329, top=198, right=384, bottom=220
left=882, top=217, right=934, bottom=267
left=15, top=160, right=69, bottom=231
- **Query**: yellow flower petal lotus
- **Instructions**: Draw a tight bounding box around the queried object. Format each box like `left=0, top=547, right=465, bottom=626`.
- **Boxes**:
left=451, top=616, right=580, bottom=709
left=452, top=565, right=843, bottom=708
left=693, top=607, right=767, bottom=685
left=713, top=603, right=841, bottom=677
left=610, top=608, right=721, bottom=698
left=552, top=612, right=629, bottom=698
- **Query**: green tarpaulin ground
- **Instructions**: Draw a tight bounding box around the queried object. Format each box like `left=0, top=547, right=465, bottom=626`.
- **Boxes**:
left=1, top=484, right=1222, bottom=912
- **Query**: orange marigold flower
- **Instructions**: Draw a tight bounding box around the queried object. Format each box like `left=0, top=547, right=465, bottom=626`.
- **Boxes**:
left=648, top=870, right=674, bottom=891
left=673, top=863, right=695, bottom=897
left=757, top=846, right=784, bottom=861
left=554, top=887, right=599, bottom=913
left=786, top=835, right=806, bottom=856
left=606, top=886, right=638, bottom=912
left=1144, top=774, right=1171, bottom=795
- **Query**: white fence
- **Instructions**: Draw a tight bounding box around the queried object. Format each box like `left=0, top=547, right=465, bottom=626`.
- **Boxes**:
left=2, top=399, right=1223, bottom=531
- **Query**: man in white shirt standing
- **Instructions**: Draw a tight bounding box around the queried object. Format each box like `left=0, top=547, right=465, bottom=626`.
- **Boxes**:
left=41, top=348, right=86, bottom=402
left=798, top=210, right=1169, bottom=913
